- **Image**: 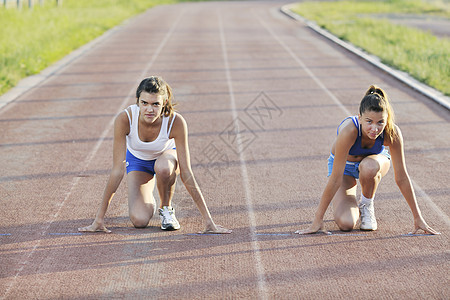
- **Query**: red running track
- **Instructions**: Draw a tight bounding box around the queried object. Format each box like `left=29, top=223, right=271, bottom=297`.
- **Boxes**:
left=0, top=1, right=449, bottom=299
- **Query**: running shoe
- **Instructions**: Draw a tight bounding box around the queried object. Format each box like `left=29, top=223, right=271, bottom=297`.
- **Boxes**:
left=159, top=206, right=180, bottom=231
left=359, top=201, right=377, bottom=231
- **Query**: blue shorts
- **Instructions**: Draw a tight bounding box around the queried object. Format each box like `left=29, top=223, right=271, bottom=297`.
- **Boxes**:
left=327, top=149, right=390, bottom=179
left=126, top=150, right=156, bottom=175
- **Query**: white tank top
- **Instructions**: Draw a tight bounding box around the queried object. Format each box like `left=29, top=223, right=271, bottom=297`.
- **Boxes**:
left=125, top=104, right=176, bottom=160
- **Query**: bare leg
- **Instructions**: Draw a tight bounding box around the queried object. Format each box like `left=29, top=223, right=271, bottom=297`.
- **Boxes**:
left=359, top=154, right=390, bottom=198
left=357, top=154, right=391, bottom=230
left=127, top=171, right=156, bottom=228
left=154, top=149, right=178, bottom=208
left=332, top=175, right=359, bottom=231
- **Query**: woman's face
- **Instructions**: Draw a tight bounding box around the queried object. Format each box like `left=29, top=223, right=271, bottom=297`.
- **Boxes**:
left=359, top=110, right=387, bottom=140
left=138, top=92, right=165, bottom=123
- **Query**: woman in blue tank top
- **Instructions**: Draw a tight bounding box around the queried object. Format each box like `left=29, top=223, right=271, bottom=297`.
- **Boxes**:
left=79, top=77, right=231, bottom=234
left=296, top=85, right=439, bottom=235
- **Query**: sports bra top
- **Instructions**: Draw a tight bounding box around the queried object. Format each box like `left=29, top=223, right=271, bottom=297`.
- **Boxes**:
left=337, top=116, right=385, bottom=156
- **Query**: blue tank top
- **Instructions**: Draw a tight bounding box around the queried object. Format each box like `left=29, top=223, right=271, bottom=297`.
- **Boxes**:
left=337, top=116, right=385, bottom=156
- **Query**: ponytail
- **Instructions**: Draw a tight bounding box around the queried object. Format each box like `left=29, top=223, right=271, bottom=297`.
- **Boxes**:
left=162, top=82, right=175, bottom=117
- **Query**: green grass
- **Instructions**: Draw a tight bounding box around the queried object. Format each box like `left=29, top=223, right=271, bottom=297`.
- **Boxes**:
left=291, top=0, right=450, bottom=96
left=0, top=0, right=178, bottom=96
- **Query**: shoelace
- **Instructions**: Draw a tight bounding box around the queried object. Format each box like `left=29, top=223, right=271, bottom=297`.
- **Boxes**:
left=360, top=204, right=375, bottom=222
left=161, top=210, right=174, bottom=223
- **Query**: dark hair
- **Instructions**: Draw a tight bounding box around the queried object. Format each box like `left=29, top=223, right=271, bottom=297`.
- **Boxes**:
left=360, top=85, right=396, bottom=143
left=136, top=76, right=175, bottom=117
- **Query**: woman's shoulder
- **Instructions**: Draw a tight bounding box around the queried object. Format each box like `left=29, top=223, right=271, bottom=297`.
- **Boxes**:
left=385, top=123, right=403, bottom=147
left=114, top=110, right=131, bottom=133
left=169, top=113, right=188, bottom=137
left=119, top=104, right=137, bottom=119
left=116, top=109, right=129, bottom=121
left=335, top=117, right=358, bottom=147
left=127, top=104, right=138, bottom=112
left=338, top=117, right=358, bottom=135
left=171, top=112, right=187, bottom=128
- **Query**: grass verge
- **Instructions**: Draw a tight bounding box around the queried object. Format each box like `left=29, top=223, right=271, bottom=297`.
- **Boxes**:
left=0, top=0, right=178, bottom=96
left=291, top=0, right=450, bottom=96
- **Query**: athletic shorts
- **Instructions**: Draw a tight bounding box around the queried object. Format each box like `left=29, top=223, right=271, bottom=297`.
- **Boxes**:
left=125, top=150, right=156, bottom=175
left=327, top=148, right=390, bottom=179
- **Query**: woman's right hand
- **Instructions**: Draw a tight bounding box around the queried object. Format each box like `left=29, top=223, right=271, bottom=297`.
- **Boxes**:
left=78, top=219, right=111, bottom=233
left=295, top=219, right=329, bottom=235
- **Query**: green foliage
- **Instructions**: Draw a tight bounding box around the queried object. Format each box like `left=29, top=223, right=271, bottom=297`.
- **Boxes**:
left=0, top=0, right=176, bottom=95
left=292, top=0, right=450, bottom=95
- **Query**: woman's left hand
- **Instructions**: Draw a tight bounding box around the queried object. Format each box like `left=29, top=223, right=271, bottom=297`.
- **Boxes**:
left=199, top=224, right=232, bottom=234
left=410, top=217, right=440, bottom=235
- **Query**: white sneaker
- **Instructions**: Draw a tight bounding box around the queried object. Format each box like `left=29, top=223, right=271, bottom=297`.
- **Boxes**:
left=359, top=201, right=377, bottom=231
left=159, top=206, right=180, bottom=231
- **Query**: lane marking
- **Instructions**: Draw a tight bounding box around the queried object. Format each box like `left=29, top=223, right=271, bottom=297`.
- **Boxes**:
left=48, top=233, right=83, bottom=236
left=218, top=11, right=268, bottom=300
left=401, top=233, right=440, bottom=237
left=280, top=4, right=450, bottom=111
left=255, top=232, right=369, bottom=237
left=327, top=233, right=368, bottom=236
left=411, top=180, right=450, bottom=229
left=256, top=11, right=449, bottom=232
left=1, top=11, right=184, bottom=300
left=185, top=233, right=227, bottom=236
left=256, top=233, right=292, bottom=236
left=254, top=10, right=351, bottom=116
left=0, top=20, right=123, bottom=111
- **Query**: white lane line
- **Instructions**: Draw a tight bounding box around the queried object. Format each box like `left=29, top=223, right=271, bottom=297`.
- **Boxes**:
left=256, top=10, right=449, bottom=231
left=280, top=4, right=450, bottom=111
left=1, top=12, right=185, bottom=300
left=254, top=11, right=351, bottom=116
left=412, top=180, right=450, bottom=229
left=218, top=11, right=268, bottom=300
left=0, top=22, right=123, bottom=111
left=48, top=233, right=83, bottom=236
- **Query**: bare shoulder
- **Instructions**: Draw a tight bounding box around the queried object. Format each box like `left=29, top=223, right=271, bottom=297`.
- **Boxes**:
left=393, top=124, right=402, bottom=137
left=337, top=118, right=358, bottom=140
left=114, top=110, right=130, bottom=135
left=170, top=113, right=188, bottom=139
left=386, top=124, right=403, bottom=148
left=172, top=113, right=187, bottom=129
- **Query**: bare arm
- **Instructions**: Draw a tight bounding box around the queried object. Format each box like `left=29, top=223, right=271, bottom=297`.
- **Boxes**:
left=388, top=125, right=439, bottom=234
left=171, top=114, right=231, bottom=234
left=296, top=121, right=356, bottom=234
left=78, top=111, right=129, bottom=233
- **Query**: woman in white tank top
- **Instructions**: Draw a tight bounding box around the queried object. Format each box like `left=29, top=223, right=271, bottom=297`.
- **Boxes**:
left=79, top=76, right=231, bottom=234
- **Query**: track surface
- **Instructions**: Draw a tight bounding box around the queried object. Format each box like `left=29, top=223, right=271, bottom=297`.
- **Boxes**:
left=1, top=1, right=449, bottom=299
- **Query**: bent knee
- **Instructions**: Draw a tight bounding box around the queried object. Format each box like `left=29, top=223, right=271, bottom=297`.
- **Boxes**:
left=131, top=219, right=149, bottom=229
left=155, top=167, right=171, bottom=179
left=359, top=160, right=382, bottom=180
left=130, top=214, right=151, bottom=228
left=335, top=216, right=357, bottom=232
left=155, top=164, right=177, bottom=181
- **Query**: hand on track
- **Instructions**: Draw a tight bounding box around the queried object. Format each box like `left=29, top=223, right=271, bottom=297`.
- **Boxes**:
left=199, top=224, right=232, bottom=234
left=78, top=221, right=111, bottom=233
left=410, top=218, right=440, bottom=235
left=295, top=220, right=329, bottom=235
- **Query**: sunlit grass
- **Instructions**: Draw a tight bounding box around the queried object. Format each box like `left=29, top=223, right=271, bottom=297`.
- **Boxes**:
left=291, top=0, right=450, bottom=95
left=0, top=0, right=177, bottom=95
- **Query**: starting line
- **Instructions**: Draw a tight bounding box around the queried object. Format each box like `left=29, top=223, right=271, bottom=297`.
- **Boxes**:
left=48, top=232, right=83, bottom=236
left=0, top=232, right=440, bottom=237
left=401, top=233, right=441, bottom=237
